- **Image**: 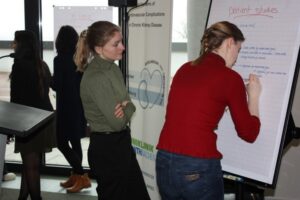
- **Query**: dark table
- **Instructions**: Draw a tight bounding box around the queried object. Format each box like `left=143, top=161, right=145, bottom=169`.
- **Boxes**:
left=0, top=101, right=54, bottom=137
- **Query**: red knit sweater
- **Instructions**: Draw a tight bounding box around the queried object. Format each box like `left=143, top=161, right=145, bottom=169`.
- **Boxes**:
left=157, top=53, right=260, bottom=159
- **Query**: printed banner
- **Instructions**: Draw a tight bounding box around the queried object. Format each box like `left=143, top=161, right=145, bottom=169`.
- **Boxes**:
left=128, top=0, right=173, bottom=199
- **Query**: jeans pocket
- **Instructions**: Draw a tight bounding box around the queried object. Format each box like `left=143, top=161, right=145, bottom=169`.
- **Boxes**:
left=180, top=169, right=208, bottom=199
left=184, top=172, right=201, bottom=182
left=180, top=164, right=223, bottom=200
left=182, top=169, right=206, bottom=184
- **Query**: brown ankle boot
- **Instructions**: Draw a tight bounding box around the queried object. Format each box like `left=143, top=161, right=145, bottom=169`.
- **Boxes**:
left=82, top=173, right=92, bottom=188
left=66, top=173, right=91, bottom=193
left=60, top=173, right=77, bottom=188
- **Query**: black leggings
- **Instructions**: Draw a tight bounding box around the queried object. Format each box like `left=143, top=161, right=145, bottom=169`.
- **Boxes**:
left=18, top=152, right=42, bottom=200
left=57, top=136, right=84, bottom=175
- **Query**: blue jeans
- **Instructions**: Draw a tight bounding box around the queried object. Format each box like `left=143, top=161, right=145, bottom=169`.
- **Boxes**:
left=156, top=150, right=224, bottom=200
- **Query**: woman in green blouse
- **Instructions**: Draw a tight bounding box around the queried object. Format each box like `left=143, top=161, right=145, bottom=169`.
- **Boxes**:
left=74, top=21, right=150, bottom=200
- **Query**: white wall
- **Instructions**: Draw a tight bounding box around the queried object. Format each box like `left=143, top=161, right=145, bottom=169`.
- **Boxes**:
left=265, top=140, right=300, bottom=200
left=187, top=0, right=210, bottom=61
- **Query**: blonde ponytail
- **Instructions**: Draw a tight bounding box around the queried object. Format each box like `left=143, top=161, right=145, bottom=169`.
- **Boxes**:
left=74, top=30, right=91, bottom=72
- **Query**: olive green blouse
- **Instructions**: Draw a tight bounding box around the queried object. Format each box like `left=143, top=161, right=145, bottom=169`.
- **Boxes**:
left=80, top=55, right=136, bottom=133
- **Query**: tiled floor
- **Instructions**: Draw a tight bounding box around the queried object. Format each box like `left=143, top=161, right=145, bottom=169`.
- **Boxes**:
left=1, top=173, right=97, bottom=199
left=3, top=129, right=94, bottom=198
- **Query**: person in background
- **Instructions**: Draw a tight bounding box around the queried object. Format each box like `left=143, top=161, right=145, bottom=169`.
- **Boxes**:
left=156, top=21, right=262, bottom=200
left=74, top=21, right=150, bottom=200
left=51, top=25, right=90, bottom=193
left=10, top=30, right=56, bottom=200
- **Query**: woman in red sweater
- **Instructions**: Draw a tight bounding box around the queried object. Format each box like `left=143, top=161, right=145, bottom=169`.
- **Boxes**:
left=156, top=21, right=262, bottom=200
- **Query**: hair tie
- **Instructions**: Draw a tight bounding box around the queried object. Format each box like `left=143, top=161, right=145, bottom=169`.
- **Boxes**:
left=80, top=30, right=87, bottom=38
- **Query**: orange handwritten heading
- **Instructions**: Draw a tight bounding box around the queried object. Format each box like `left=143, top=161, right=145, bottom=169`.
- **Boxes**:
left=229, top=6, right=279, bottom=18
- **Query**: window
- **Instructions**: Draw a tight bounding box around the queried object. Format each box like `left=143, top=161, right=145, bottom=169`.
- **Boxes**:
left=42, top=0, right=118, bottom=168
left=2, top=0, right=189, bottom=172
left=0, top=1, right=25, bottom=164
